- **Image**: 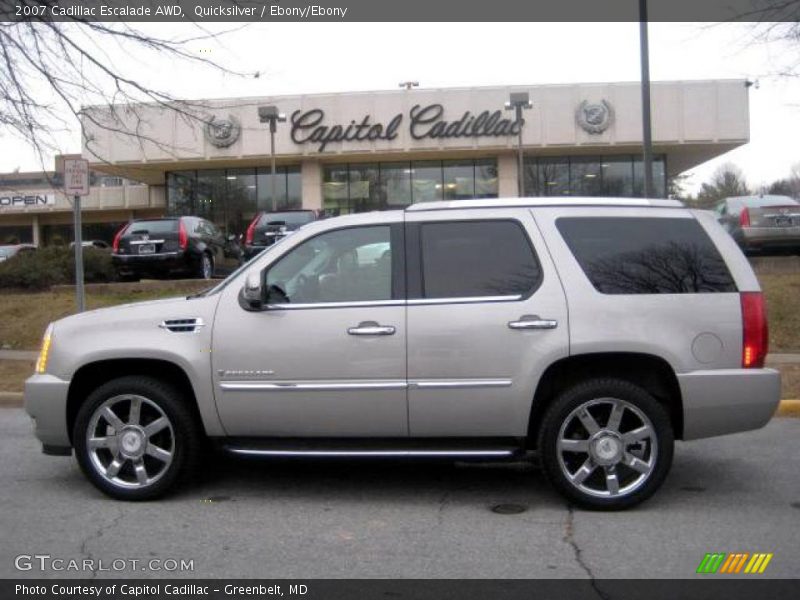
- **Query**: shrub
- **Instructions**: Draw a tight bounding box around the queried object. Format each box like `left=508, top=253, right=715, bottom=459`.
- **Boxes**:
left=0, top=247, right=117, bottom=290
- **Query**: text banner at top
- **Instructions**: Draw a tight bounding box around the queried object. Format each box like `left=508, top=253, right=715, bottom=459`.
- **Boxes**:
left=2, top=0, right=799, bottom=22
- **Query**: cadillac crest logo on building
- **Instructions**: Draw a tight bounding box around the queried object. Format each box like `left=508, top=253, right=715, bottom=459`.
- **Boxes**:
left=576, top=99, right=614, bottom=134
left=204, top=114, right=241, bottom=148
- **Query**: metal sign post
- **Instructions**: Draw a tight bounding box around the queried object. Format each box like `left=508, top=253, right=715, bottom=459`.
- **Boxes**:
left=63, top=158, right=90, bottom=312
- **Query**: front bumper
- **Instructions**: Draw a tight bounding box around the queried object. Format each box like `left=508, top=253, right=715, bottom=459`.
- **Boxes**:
left=24, top=373, right=71, bottom=452
left=679, top=368, right=781, bottom=440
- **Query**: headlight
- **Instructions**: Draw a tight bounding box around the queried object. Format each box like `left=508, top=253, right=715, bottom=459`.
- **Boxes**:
left=35, top=324, right=54, bottom=374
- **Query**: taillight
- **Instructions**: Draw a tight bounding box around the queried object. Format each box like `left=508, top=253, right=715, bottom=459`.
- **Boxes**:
left=111, top=223, right=128, bottom=253
left=245, top=214, right=260, bottom=245
left=741, top=292, right=768, bottom=368
left=178, top=219, right=188, bottom=250
left=739, top=207, right=751, bottom=227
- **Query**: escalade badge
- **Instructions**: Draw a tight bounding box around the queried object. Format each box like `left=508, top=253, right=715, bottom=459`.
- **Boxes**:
left=218, top=369, right=275, bottom=379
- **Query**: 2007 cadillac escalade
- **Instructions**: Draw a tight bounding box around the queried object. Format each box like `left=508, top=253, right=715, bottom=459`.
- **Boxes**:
left=25, top=198, right=781, bottom=509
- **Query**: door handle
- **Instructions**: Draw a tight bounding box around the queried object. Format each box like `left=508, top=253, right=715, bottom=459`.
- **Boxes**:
left=508, top=315, right=558, bottom=330
left=347, top=321, right=396, bottom=336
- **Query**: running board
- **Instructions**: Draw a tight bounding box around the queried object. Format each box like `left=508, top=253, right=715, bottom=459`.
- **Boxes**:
left=225, top=447, right=517, bottom=458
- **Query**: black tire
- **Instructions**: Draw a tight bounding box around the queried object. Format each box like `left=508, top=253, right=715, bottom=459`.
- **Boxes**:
left=73, top=376, right=202, bottom=501
left=537, top=378, right=674, bottom=511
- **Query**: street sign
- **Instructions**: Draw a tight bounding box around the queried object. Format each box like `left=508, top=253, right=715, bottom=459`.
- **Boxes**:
left=63, top=158, right=90, bottom=196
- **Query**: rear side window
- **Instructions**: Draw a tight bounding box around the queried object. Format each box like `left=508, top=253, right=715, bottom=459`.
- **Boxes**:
left=556, top=217, right=737, bottom=294
left=420, top=220, right=541, bottom=298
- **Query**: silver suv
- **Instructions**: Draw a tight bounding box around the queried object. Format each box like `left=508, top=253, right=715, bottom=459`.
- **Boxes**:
left=25, top=198, right=780, bottom=510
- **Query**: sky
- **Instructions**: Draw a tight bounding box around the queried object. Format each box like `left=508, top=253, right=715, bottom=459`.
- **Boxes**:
left=1, top=21, right=798, bottom=194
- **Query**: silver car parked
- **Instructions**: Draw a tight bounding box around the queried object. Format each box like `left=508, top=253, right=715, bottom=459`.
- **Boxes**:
left=716, top=194, right=800, bottom=254
left=25, top=198, right=780, bottom=510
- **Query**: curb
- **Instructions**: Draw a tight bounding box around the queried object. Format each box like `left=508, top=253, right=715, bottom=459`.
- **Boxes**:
left=776, top=399, right=800, bottom=418
left=1, top=394, right=799, bottom=417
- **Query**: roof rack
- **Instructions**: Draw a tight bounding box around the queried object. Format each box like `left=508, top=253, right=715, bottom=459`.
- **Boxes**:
left=405, top=197, right=684, bottom=212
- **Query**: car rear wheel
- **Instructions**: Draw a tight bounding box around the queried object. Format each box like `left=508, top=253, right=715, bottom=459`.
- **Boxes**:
left=198, top=253, right=213, bottom=280
left=538, top=378, right=673, bottom=510
left=73, top=376, right=202, bottom=500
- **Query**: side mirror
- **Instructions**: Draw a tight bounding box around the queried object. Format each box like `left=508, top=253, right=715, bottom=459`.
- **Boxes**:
left=240, top=272, right=264, bottom=310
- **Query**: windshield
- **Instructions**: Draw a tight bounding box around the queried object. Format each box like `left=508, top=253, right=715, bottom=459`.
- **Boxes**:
left=126, top=220, right=179, bottom=234
left=258, top=211, right=315, bottom=227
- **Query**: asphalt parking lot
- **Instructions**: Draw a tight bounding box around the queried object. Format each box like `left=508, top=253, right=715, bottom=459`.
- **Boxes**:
left=0, top=408, right=798, bottom=580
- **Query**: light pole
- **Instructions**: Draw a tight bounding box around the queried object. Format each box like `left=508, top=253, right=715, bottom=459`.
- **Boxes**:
left=258, top=105, right=287, bottom=211
left=639, top=0, right=654, bottom=198
left=505, top=92, right=533, bottom=198
left=398, top=81, right=419, bottom=90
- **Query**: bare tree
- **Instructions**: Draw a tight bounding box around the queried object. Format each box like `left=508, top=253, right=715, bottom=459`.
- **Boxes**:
left=692, top=163, right=750, bottom=209
left=0, top=1, right=258, bottom=173
left=767, top=161, right=800, bottom=198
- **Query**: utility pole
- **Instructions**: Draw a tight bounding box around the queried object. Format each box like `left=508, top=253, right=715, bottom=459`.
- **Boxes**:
left=639, top=0, right=655, bottom=198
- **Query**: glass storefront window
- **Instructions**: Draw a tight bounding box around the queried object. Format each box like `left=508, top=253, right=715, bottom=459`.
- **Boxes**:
left=442, top=160, right=475, bottom=200
left=538, top=158, right=570, bottom=196
left=322, top=165, right=351, bottom=217
left=349, top=164, right=381, bottom=212
left=475, top=160, right=499, bottom=198
left=524, top=155, right=666, bottom=198
left=256, top=166, right=302, bottom=212
left=601, top=157, right=634, bottom=197
left=167, top=166, right=301, bottom=236
left=166, top=171, right=196, bottom=216
left=0, top=225, right=33, bottom=245
left=380, top=162, right=412, bottom=208
left=633, top=155, right=666, bottom=198
left=321, top=159, right=497, bottom=215
left=411, top=161, right=443, bottom=203
left=570, top=157, right=603, bottom=196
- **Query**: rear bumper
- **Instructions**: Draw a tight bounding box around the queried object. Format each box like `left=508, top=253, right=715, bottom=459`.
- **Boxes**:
left=112, top=251, right=193, bottom=274
left=24, top=373, right=71, bottom=452
left=740, top=226, right=800, bottom=247
left=679, top=368, right=781, bottom=440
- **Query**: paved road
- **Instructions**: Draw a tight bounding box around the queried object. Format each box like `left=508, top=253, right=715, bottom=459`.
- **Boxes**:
left=0, top=408, right=798, bottom=580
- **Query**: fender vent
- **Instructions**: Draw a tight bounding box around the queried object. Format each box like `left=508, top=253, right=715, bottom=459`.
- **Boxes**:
left=159, top=318, right=205, bottom=333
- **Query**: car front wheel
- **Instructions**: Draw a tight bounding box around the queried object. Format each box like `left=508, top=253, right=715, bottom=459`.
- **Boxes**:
left=538, top=378, right=674, bottom=510
left=73, top=376, right=201, bottom=500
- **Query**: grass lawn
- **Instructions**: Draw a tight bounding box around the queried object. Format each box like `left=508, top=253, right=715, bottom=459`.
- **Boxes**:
left=0, top=280, right=210, bottom=350
left=760, top=274, right=800, bottom=353
left=0, top=360, right=34, bottom=392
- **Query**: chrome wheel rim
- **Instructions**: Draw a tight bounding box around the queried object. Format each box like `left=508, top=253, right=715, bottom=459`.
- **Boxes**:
left=202, top=255, right=212, bottom=279
left=556, top=398, right=657, bottom=499
left=86, top=395, right=175, bottom=489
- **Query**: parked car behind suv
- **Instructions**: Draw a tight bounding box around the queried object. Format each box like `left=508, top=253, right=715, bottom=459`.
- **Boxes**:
left=25, top=198, right=780, bottom=509
left=243, top=209, right=316, bottom=260
left=112, top=216, right=241, bottom=280
left=716, top=195, right=800, bottom=254
left=0, top=243, right=36, bottom=262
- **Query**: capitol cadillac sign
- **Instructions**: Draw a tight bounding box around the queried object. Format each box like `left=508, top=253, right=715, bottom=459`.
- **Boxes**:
left=204, top=98, right=617, bottom=152
left=0, top=193, right=55, bottom=210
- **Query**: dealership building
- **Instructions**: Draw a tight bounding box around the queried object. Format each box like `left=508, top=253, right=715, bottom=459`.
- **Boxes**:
left=1, top=80, right=749, bottom=245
